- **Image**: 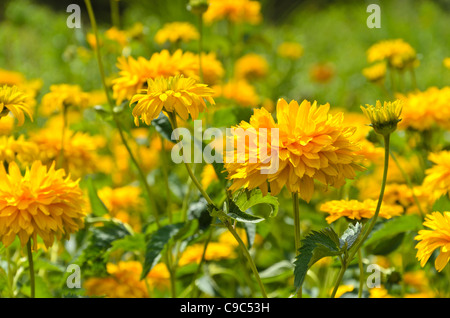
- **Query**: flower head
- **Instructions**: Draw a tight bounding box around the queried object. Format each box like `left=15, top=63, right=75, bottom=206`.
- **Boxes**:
left=397, top=87, right=450, bottom=131
left=363, top=62, right=387, bottom=83
left=154, top=22, right=199, bottom=45
left=415, top=211, right=450, bottom=272
left=204, top=0, right=262, bottom=25
left=84, top=261, right=170, bottom=298
left=361, top=100, right=402, bottom=136
left=130, top=74, right=215, bottom=126
left=40, top=84, right=90, bottom=116
left=234, top=53, right=268, bottom=81
left=224, top=99, right=364, bottom=202
left=0, top=85, right=33, bottom=126
left=320, top=199, right=403, bottom=224
left=277, top=42, right=304, bottom=60
left=0, top=161, right=86, bottom=249
left=367, top=39, right=417, bottom=70
left=422, top=151, right=450, bottom=199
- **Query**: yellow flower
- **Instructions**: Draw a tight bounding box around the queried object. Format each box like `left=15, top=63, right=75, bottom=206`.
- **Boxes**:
left=199, top=52, right=225, bottom=86
left=225, top=99, right=364, bottom=202
left=130, top=74, right=215, bottom=126
left=0, top=115, right=14, bottom=135
left=204, top=0, right=262, bottom=25
left=0, top=85, right=33, bottom=126
left=0, top=161, right=86, bottom=249
left=366, top=39, right=417, bottom=70
left=154, top=22, right=199, bottom=45
left=105, top=27, right=128, bottom=47
left=97, top=185, right=143, bottom=216
left=369, top=286, right=392, bottom=298
left=0, top=69, right=26, bottom=86
left=361, top=100, right=402, bottom=136
left=422, top=151, right=450, bottom=199
left=201, top=164, right=219, bottom=189
left=112, top=50, right=201, bottom=105
left=0, top=135, right=39, bottom=168
left=415, top=211, right=450, bottom=272
left=234, top=53, right=268, bottom=81
left=444, top=58, right=450, bottom=69
left=84, top=261, right=170, bottom=298
left=40, top=84, right=90, bottom=116
left=320, top=199, right=403, bottom=224
left=380, top=183, right=431, bottom=215
left=363, top=62, right=387, bottom=83
left=397, top=86, right=450, bottom=131
left=30, top=125, right=107, bottom=178
left=277, top=42, right=303, bottom=60
left=213, top=79, right=260, bottom=107
left=178, top=242, right=237, bottom=266
left=333, top=285, right=354, bottom=298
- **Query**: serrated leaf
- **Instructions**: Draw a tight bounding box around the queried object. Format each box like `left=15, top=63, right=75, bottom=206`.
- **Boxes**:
left=141, top=223, right=184, bottom=279
left=294, top=227, right=341, bottom=289
left=78, top=221, right=130, bottom=276
left=223, top=199, right=265, bottom=223
left=233, top=189, right=279, bottom=218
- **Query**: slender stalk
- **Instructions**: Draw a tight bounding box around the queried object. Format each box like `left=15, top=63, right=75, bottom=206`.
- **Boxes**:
left=390, top=150, right=425, bottom=219
left=110, top=0, right=120, bottom=28
left=357, top=248, right=364, bottom=298
left=190, top=225, right=214, bottom=297
left=331, top=135, right=391, bottom=298
left=84, top=0, right=160, bottom=228
left=160, top=135, right=172, bottom=223
left=167, top=111, right=267, bottom=297
left=6, top=247, right=15, bottom=297
left=57, top=104, right=68, bottom=169
left=168, top=112, right=215, bottom=207
left=409, top=66, right=417, bottom=90
left=292, top=192, right=302, bottom=298
left=224, top=220, right=268, bottom=298
left=26, top=240, right=35, bottom=298
left=198, top=13, right=204, bottom=83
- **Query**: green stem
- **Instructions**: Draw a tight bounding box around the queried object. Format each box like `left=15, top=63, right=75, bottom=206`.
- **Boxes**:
left=224, top=220, right=268, bottom=298
left=331, top=134, right=391, bottom=298
left=57, top=104, right=68, bottom=170
left=358, top=248, right=364, bottom=298
left=390, top=150, right=425, bottom=219
left=292, top=192, right=302, bottom=298
left=26, top=240, right=35, bottom=298
left=190, top=224, right=214, bottom=297
left=6, top=247, right=15, bottom=297
left=160, top=135, right=172, bottom=223
left=198, top=13, right=204, bottom=83
left=168, top=112, right=215, bottom=207
left=110, top=0, right=120, bottom=28
left=410, top=66, right=417, bottom=90
left=84, top=0, right=160, bottom=228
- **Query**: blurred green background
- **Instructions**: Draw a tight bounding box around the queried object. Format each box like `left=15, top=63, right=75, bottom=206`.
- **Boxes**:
left=1, top=0, right=450, bottom=111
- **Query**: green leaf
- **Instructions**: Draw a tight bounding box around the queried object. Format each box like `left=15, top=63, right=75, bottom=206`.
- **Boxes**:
left=223, top=199, right=265, bottom=223
left=367, top=232, right=405, bottom=255
left=233, top=189, right=279, bottom=218
left=78, top=221, right=130, bottom=276
left=363, top=214, right=423, bottom=248
left=152, top=113, right=174, bottom=142
left=141, top=223, right=185, bottom=279
left=86, top=177, right=109, bottom=217
left=432, top=195, right=450, bottom=212
left=293, top=227, right=341, bottom=289
left=187, top=198, right=213, bottom=231
left=109, top=233, right=146, bottom=255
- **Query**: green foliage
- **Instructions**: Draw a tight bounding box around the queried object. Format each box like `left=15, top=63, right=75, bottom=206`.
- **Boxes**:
left=293, top=227, right=341, bottom=289
left=78, top=221, right=131, bottom=276
left=86, top=177, right=109, bottom=217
